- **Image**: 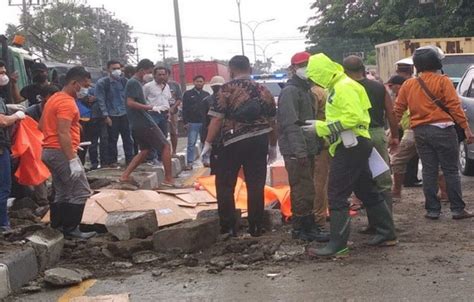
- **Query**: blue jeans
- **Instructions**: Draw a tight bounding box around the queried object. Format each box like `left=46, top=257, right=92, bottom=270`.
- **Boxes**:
left=414, top=125, right=465, bottom=214
left=149, top=112, right=169, bottom=161
left=0, top=148, right=12, bottom=227
left=186, top=123, right=203, bottom=164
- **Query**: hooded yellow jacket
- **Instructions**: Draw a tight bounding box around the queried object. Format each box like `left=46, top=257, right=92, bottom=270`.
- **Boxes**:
left=306, top=53, right=372, bottom=156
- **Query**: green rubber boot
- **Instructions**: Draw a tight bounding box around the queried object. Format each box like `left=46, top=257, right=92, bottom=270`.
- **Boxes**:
left=359, top=191, right=393, bottom=235
left=308, top=209, right=350, bottom=257
left=366, top=201, right=397, bottom=246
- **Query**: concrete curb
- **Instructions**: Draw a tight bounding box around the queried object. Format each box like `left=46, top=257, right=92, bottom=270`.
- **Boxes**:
left=0, top=247, right=38, bottom=297
left=0, top=228, right=64, bottom=298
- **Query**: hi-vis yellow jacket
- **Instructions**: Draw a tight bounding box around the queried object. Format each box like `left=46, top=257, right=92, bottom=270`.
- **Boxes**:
left=306, top=53, right=372, bottom=156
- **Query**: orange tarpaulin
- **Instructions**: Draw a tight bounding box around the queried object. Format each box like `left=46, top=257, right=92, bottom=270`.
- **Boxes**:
left=197, top=175, right=358, bottom=219
left=197, top=175, right=292, bottom=218
left=11, top=116, right=50, bottom=186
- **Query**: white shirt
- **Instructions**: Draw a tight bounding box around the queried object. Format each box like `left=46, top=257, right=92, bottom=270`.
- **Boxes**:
left=143, top=80, right=172, bottom=110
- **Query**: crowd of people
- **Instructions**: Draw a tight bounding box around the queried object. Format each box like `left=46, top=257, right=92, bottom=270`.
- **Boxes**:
left=0, top=45, right=473, bottom=257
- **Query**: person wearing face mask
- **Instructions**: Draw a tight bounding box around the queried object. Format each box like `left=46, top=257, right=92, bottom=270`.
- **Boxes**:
left=20, top=62, right=50, bottom=106
left=120, top=59, right=176, bottom=187
left=276, top=52, right=329, bottom=242
left=40, top=66, right=96, bottom=239
left=95, top=60, right=134, bottom=168
left=0, top=60, right=26, bottom=232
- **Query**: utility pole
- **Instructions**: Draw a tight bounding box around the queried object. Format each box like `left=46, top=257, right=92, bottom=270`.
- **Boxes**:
left=8, top=0, right=43, bottom=49
left=236, top=0, right=245, bottom=56
left=94, top=5, right=105, bottom=68
left=158, top=44, right=172, bottom=65
left=173, top=0, right=186, bottom=93
left=134, top=37, right=139, bottom=63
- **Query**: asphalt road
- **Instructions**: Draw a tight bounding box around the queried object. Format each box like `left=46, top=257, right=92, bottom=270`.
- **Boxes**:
left=8, top=169, right=474, bottom=302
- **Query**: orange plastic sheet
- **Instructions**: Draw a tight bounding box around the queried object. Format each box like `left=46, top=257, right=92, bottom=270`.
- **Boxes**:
left=11, top=116, right=51, bottom=186
left=197, top=175, right=358, bottom=219
left=197, top=175, right=292, bottom=218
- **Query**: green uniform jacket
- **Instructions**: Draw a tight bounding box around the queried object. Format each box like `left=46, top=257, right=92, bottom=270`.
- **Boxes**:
left=306, top=53, right=372, bottom=156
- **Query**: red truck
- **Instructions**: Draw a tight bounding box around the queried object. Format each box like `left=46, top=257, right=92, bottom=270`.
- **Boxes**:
left=172, top=61, right=230, bottom=84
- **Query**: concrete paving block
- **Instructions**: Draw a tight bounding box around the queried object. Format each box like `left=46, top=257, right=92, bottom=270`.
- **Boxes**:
left=133, top=172, right=159, bottom=190
left=107, top=238, right=154, bottom=258
left=105, top=210, right=158, bottom=241
left=175, top=154, right=186, bottom=170
left=171, top=158, right=182, bottom=178
left=263, top=209, right=283, bottom=230
left=26, top=228, right=64, bottom=271
left=1, top=247, right=38, bottom=291
left=0, top=264, right=10, bottom=299
left=153, top=217, right=219, bottom=253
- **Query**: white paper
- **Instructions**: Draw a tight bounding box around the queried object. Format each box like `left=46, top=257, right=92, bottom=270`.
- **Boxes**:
left=369, top=147, right=390, bottom=178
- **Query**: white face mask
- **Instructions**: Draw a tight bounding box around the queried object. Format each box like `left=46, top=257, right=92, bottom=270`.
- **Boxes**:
left=111, top=69, right=122, bottom=78
left=143, top=73, right=154, bottom=83
left=0, top=74, right=9, bottom=87
left=295, top=67, right=308, bottom=80
left=77, top=87, right=89, bottom=99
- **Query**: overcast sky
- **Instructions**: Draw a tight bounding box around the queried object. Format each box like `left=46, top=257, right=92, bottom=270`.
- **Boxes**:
left=1, top=0, right=315, bottom=70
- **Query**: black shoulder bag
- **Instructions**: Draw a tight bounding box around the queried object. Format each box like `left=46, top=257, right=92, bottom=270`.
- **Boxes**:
left=417, top=77, right=466, bottom=142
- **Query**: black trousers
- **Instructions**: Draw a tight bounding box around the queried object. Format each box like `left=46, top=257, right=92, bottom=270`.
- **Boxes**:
left=78, top=119, right=109, bottom=167
left=328, top=137, right=384, bottom=211
left=215, top=134, right=268, bottom=231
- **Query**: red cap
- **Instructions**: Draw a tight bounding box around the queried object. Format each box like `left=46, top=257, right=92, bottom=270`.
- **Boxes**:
left=291, top=52, right=311, bottom=65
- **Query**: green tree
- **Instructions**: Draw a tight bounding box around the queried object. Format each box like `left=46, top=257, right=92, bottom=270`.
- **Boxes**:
left=8, top=0, right=132, bottom=67
left=303, top=0, right=474, bottom=62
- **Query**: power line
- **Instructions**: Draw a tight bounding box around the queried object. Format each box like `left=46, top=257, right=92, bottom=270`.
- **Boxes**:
left=132, top=31, right=305, bottom=42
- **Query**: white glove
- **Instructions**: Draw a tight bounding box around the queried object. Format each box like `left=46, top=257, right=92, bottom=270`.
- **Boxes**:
left=7, top=104, right=26, bottom=112
left=13, top=111, right=26, bottom=120
left=301, top=120, right=317, bottom=135
left=69, top=157, right=84, bottom=180
left=152, top=105, right=169, bottom=113
left=200, top=142, right=212, bottom=158
left=268, top=145, right=277, bottom=164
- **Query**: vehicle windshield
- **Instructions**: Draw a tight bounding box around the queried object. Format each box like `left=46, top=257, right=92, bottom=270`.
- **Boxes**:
left=443, top=55, right=474, bottom=78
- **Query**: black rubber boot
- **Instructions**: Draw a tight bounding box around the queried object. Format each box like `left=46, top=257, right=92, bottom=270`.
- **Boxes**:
left=49, top=202, right=62, bottom=230
left=359, top=191, right=392, bottom=235
left=366, top=202, right=397, bottom=246
left=302, top=215, right=329, bottom=242
left=61, top=203, right=96, bottom=239
left=292, top=216, right=323, bottom=242
left=308, top=209, right=350, bottom=257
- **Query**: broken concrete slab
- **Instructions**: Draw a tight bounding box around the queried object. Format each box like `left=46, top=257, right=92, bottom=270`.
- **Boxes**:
left=105, top=210, right=158, bottom=241
left=112, top=262, right=133, bottom=269
left=263, top=209, right=283, bottom=230
left=26, top=228, right=64, bottom=271
left=153, top=217, right=220, bottom=253
left=174, top=153, right=186, bottom=170
left=107, top=238, right=153, bottom=258
left=44, top=267, right=83, bottom=287
left=10, top=197, right=38, bottom=211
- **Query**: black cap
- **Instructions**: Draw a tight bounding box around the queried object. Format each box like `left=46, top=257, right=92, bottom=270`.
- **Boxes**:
left=32, top=62, right=48, bottom=72
left=386, top=75, right=406, bottom=86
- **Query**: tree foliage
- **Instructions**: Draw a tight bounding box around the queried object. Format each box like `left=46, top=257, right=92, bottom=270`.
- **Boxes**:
left=302, top=0, right=474, bottom=63
left=7, top=0, right=132, bottom=67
